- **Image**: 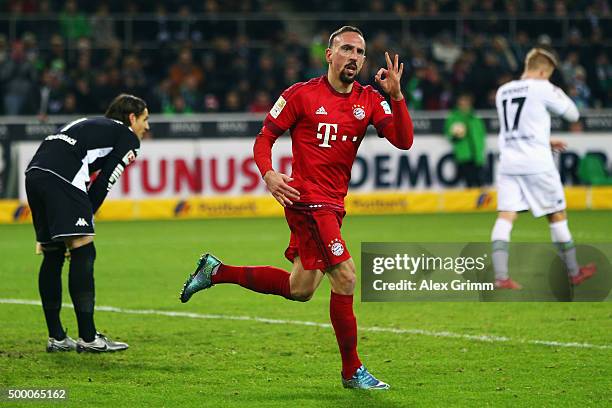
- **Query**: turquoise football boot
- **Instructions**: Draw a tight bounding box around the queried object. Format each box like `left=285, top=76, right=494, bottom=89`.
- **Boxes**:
left=180, top=253, right=222, bottom=303
left=342, top=365, right=390, bottom=390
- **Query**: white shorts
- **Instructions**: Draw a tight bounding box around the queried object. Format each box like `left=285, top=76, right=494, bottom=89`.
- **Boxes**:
left=497, top=171, right=566, bottom=217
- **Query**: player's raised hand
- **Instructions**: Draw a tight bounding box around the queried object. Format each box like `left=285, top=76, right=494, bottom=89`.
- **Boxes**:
left=263, top=170, right=300, bottom=207
left=375, top=52, right=404, bottom=101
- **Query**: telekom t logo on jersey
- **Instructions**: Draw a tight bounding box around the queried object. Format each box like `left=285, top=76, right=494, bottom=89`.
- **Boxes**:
left=316, top=123, right=359, bottom=148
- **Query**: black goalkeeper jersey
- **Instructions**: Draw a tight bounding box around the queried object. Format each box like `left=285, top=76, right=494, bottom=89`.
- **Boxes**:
left=26, top=117, right=140, bottom=212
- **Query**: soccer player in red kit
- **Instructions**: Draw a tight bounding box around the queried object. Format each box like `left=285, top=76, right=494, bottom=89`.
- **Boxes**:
left=179, top=26, right=413, bottom=390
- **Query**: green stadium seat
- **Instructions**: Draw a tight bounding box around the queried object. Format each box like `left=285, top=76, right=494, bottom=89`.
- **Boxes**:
left=577, top=153, right=612, bottom=185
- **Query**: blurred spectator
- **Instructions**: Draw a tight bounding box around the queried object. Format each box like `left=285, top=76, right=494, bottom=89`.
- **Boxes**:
left=73, top=77, right=96, bottom=113
left=451, top=51, right=474, bottom=90
left=431, top=32, right=461, bottom=73
left=491, top=36, right=518, bottom=74
left=59, top=92, right=78, bottom=114
left=22, top=32, right=44, bottom=72
left=305, top=53, right=326, bottom=79
left=212, top=36, right=237, bottom=91
left=90, top=2, right=117, bottom=48
left=180, top=75, right=203, bottom=112
left=59, top=0, right=91, bottom=42
left=7, top=0, right=39, bottom=13
left=122, top=54, right=147, bottom=97
left=223, top=90, right=244, bottom=112
left=405, top=63, right=427, bottom=110
left=444, top=93, right=486, bottom=187
left=252, top=53, right=278, bottom=96
left=152, top=78, right=173, bottom=113
left=101, top=38, right=123, bottom=70
left=560, top=52, right=584, bottom=86
left=569, top=67, right=592, bottom=108
left=309, top=30, right=328, bottom=67
left=168, top=48, right=203, bottom=92
left=37, top=68, right=67, bottom=119
left=43, top=34, right=67, bottom=72
left=0, top=4, right=610, bottom=114
left=248, top=90, right=272, bottom=113
left=90, top=70, right=115, bottom=112
left=203, top=93, right=220, bottom=112
left=467, top=52, right=504, bottom=109
left=154, top=3, right=171, bottom=44
left=29, top=1, right=57, bottom=44
left=422, top=64, right=448, bottom=110
left=165, top=94, right=193, bottom=114
left=593, top=53, right=612, bottom=107
left=1, top=38, right=38, bottom=114
left=173, top=5, right=202, bottom=43
left=194, top=0, right=238, bottom=41
left=511, top=31, right=531, bottom=63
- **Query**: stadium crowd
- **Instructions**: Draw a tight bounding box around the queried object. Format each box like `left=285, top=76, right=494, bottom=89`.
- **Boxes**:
left=0, top=0, right=610, bottom=116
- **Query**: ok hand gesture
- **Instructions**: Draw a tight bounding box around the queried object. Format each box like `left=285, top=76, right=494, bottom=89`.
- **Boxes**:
left=374, top=52, right=404, bottom=101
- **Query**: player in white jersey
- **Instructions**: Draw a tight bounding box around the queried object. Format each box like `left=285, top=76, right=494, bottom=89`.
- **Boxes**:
left=491, top=45, right=596, bottom=289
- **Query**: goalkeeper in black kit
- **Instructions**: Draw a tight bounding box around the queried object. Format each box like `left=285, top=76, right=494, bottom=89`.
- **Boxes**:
left=25, top=94, right=149, bottom=352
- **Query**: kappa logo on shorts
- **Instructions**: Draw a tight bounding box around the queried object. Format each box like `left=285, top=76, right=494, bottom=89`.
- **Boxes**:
left=75, top=218, right=89, bottom=227
left=328, top=238, right=344, bottom=257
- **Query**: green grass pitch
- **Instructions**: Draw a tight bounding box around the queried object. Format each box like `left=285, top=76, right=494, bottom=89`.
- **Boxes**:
left=0, top=211, right=610, bottom=407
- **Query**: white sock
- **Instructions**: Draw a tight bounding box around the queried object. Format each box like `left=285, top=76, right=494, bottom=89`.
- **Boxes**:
left=549, top=220, right=579, bottom=277
left=491, top=218, right=513, bottom=280
left=491, top=218, right=513, bottom=242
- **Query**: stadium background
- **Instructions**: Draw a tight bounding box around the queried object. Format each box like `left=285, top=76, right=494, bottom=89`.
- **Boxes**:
left=0, top=1, right=611, bottom=407
left=0, top=0, right=611, bottom=220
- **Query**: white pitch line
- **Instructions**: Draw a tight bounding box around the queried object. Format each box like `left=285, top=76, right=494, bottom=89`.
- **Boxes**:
left=1, top=298, right=610, bottom=350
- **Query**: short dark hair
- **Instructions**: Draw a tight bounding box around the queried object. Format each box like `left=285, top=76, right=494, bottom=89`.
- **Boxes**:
left=105, top=94, right=147, bottom=126
left=328, top=26, right=364, bottom=48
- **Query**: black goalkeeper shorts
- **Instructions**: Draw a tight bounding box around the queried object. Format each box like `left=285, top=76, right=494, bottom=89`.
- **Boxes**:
left=25, top=169, right=95, bottom=244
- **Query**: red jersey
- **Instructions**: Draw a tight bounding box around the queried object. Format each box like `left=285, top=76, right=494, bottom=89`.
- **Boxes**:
left=254, top=75, right=413, bottom=207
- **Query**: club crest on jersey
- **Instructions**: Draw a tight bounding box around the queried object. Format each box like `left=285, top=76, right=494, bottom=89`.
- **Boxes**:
left=328, top=238, right=344, bottom=257
left=381, top=101, right=392, bottom=114
left=352, top=104, right=366, bottom=120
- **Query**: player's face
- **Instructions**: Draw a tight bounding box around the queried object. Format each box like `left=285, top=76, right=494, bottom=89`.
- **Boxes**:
left=131, top=108, right=150, bottom=140
left=327, top=32, right=366, bottom=84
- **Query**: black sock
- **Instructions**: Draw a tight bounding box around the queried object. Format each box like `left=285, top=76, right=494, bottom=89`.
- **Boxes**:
left=38, top=245, right=66, bottom=340
left=69, top=242, right=97, bottom=342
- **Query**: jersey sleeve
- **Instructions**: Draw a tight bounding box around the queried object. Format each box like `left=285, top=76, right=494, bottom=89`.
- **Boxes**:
left=263, top=84, right=303, bottom=136
left=253, top=124, right=281, bottom=177
left=369, top=89, right=394, bottom=134
left=542, top=83, right=574, bottom=116
left=87, top=131, right=139, bottom=213
left=369, top=89, right=414, bottom=150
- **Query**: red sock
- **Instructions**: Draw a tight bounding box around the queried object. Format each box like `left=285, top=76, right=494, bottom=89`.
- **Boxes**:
left=212, top=264, right=292, bottom=299
left=330, top=291, right=362, bottom=379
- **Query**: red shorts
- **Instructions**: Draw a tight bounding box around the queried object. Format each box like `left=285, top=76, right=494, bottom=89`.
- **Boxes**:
left=284, top=203, right=351, bottom=271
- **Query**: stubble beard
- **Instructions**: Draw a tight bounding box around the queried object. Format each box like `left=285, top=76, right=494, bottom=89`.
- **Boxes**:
left=340, top=64, right=358, bottom=84
left=339, top=72, right=355, bottom=84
